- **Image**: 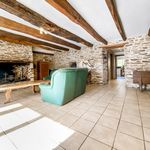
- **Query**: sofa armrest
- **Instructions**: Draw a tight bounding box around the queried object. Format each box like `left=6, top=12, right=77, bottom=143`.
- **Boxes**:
left=43, top=76, right=51, bottom=80
left=39, top=84, right=52, bottom=90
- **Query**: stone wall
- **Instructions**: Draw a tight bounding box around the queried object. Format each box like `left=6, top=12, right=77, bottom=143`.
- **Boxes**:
left=0, top=40, right=33, bottom=62
left=124, top=35, right=150, bottom=87
left=0, top=40, right=34, bottom=80
left=33, top=53, right=54, bottom=80
left=53, top=46, right=108, bottom=84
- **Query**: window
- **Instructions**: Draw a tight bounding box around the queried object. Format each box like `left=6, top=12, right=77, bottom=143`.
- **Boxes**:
left=116, top=56, right=124, bottom=67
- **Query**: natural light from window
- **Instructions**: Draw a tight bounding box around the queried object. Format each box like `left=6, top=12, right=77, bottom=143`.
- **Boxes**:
left=0, top=104, right=75, bottom=150
left=0, top=103, right=22, bottom=113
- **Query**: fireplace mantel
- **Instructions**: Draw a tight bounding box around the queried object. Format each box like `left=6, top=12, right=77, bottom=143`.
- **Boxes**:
left=0, top=61, right=32, bottom=64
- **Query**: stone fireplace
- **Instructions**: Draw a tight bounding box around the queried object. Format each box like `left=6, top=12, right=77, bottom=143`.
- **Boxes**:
left=0, top=62, right=31, bottom=85
left=0, top=40, right=34, bottom=85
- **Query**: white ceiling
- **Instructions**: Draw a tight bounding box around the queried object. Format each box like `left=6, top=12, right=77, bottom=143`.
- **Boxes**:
left=116, top=0, right=150, bottom=37
left=0, top=0, right=150, bottom=48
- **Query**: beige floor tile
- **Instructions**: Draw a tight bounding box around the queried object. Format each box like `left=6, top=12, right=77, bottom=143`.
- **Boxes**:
left=35, top=105, right=59, bottom=114
left=142, top=117, right=150, bottom=129
left=58, top=113, right=79, bottom=127
left=89, top=124, right=116, bottom=146
left=81, top=111, right=101, bottom=123
left=42, top=102, right=60, bottom=110
left=80, top=137, right=111, bottom=150
left=118, top=121, right=143, bottom=140
left=72, top=118, right=95, bottom=135
left=125, top=101, right=138, bottom=105
left=126, top=95, right=137, bottom=100
left=27, top=105, right=44, bottom=114
left=66, top=101, right=81, bottom=107
left=97, top=115, right=119, bottom=130
left=121, top=113, right=141, bottom=126
left=140, top=105, right=150, bottom=110
left=44, top=109, right=66, bottom=120
left=138, top=95, right=150, bottom=100
left=75, top=102, right=91, bottom=111
left=79, top=98, right=97, bottom=105
left=144, top=127, right=150, bottom=142
left=139, top=103, right=150, bottom=108
left=58, top=105, right=75, bottom=112
left=123, top=107, right=139, bottom=114
left=103, top=108, right=121, bottom=119
left=125, top=98, right=138, bottom=104
left=140, top=106, right=150, bottom=112
left=122, top=108, right=140, bottom=117
left=114, top=132, right=144, bottom=150
left=94, top=101, right=109, bottom=107
left=124, top=103, right=139, bottom=108
left=139, top=98, right=150, bottom=102
left=89, top=105, right=105, bottom=114
left=69, top=108, right=86, bottom=117
left=111, top=96, right=124, bottom=102
left=107, top=104, right=122, bottom=111
left=60, top=131, right=86, bottom=150
left=141, top=111, right=150, bottom=118
left=145, top=141, right=150, bottom=150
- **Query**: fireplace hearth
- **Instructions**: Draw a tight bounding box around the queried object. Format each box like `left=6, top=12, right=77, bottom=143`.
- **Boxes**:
left=0, top=62, right=30, bottom=85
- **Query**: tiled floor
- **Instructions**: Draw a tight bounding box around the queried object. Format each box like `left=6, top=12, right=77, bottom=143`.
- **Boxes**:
left=0, top=79, right=150, bottom=150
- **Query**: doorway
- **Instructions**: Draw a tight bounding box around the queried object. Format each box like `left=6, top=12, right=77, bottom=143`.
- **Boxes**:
left=107, top=48, right=125, bottom=81
left=116, top=55, right=125, bottom=79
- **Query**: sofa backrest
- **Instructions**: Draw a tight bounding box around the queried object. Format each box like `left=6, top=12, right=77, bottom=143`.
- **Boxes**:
left=50, top=68, right=88, bottom=104
left=75, top=68, right=88, bottom=97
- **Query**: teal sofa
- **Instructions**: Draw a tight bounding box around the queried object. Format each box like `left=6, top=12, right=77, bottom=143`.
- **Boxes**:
left=39, top=68, right=88, bottom=105
left=43, top=69, right=57, bottom=80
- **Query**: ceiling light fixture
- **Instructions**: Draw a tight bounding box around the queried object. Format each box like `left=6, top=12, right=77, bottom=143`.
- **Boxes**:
left=39, top=27, right=48, bottom=34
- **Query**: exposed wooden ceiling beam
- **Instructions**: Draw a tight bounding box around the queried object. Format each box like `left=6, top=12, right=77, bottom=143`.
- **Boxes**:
left=0, top=16, right=69, bottom=51
left=148, top=28, right=150, bottom=36
left=105, top=0, right=126, bottom=41
left=35, top=42, right=68, bottom=51
left=0, top=16, right=80, bottom=50
left=46, top=0, right=108, bottom=44
left=0, top=30, right=69, bottom=52
left=0, top=19, right=68, bottom=52
left=100, top=42, right=127, bottom=49
left=37, top=45, right=61, bottom=52
left=33, top=51, right=54, bottom=56
left=0, top=0, right=92, bottom=47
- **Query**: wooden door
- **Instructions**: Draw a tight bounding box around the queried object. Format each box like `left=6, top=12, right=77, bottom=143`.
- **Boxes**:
left=37, top=62, right=49, bottom=80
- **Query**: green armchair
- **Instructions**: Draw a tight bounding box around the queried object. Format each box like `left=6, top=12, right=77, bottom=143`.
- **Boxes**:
left=39, top=68, right=88, bottom=105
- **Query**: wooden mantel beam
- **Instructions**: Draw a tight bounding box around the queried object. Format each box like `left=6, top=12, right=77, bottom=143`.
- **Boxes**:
left=100, top=42, right=127, bottom=49
left=105, top=0, right=126, bottom=41
left=0, top=30, right=69, bottom=52
left=0, top=0, right=93, bottom=47
left=46, top=0, right=108, bottom=44
left=0, top=16, right=80, bottom=50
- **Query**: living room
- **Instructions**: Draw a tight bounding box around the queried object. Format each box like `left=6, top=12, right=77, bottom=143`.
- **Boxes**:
left=0, top=0, right=150, bottom=150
